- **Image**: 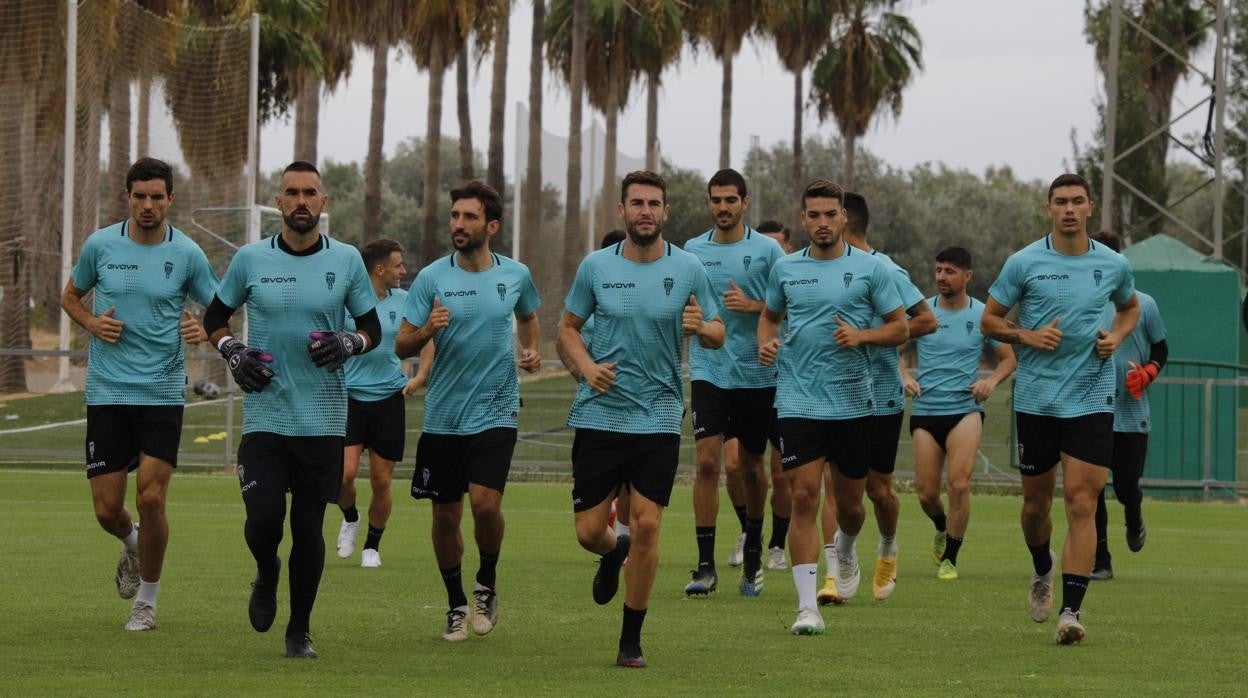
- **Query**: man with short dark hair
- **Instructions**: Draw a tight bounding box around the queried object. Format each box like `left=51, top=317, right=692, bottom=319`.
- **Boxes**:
left=982, top=173, right=1139, bottom=645
left=753, top=219, right=794, bottom=569
left=558, top=170, right=724, bottom=667
left=395, top=180, right=542, bottom=643
left=60, top=157, right=218, bottom=632
left=203, top=160, right=382, bottom=659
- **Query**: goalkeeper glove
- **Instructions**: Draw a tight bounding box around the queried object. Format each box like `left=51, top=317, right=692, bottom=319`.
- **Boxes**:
left=1125, top=360, right=1159, bottom=400
left=307, top=330, right=367, bottom=372
left=218, top=337, right=275, bottom=393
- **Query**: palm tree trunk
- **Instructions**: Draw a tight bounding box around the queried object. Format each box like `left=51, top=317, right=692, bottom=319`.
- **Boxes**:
left=136, top=74, right=151, bottom=157
left=107, top=76, right=131, bottom=223
left=843, top=131, right=856, bottom=191
left=422, top=39, right=447, bottom=266
left=719, top=52, right=732, bottom=170
left=363, top=40, right=389, bottom=242
left=522, top=0, right=545, bottom=266
left=603, top=88, right=619, bottom=240
left=487, top=7, right=509, bottom=195
left=792, top=69, right=803, bottom=227
left=456, top=40, right=473, bottom=180
left=563, top=0, right=588, bottom=291
left=645, top=73, right=659, bottom=171
left=293, top=76, right=320, bottom=164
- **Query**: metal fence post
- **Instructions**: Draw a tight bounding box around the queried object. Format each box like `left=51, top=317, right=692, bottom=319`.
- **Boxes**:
left=1203, top=380, right=1213, bottom=502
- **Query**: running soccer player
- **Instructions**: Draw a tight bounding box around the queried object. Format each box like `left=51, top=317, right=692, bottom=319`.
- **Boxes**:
left=60, top=157, right=217, bottom=632
left=904, top=246, right=1016, bottom=581
left=395, top=181, right=541, bottom=643
left=759, top=179, right=908, bottom=635
left=754, top=220, right=794, bottom=570
left=335, top=239, right=422, bottom=568
left=558, top=170, right=724, bottom=667
left=1087, top=230, right=1167, bottom=580
left=982, top=173, right=1139, bottom=645
left=683, top=169, right=784, bottom=598
left=204, top=161, right=381, bottom=659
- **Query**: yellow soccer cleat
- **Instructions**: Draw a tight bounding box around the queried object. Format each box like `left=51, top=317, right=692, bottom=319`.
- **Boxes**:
left=932, top=531, right=947, bottom=566
left=816, top=575, right=845, bottom=606
left=937, top=559, right=958, bottom=580
left=872, top=556, right=897, bottom=600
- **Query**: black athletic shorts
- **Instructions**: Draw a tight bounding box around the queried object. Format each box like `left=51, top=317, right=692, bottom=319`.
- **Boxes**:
left=571, top=429, right=681, bottom=512
left=777, top=417, right=872, bottom=479
left=236, top=432, right=344, bottom=504
left=691, top=381, right=778, bottom=455
left=1015, top=411, right=1114, bottom=475
left=910, top=412, right=985, bottom=453
left=85, top=404, right=183, bottom=478
left=867, top=412, right=905, bottom=475
left=346, top=391, right=406, bottom=462
left=412, top=428, right=517, bottom=503
left=1111, top=431, right=1149, bottom=477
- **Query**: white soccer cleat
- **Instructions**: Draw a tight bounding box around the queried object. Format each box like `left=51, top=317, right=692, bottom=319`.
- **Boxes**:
left=443, top=606, right=469, bottom=642
left=124, top=601, right=156, bottom=631
left=116, top=547, right=140, bottom=600
left=1029, top=550, right=1057, bottom=623
left=1054, top=610, right=1086, bottom=645
left=360, top=549, right=381, bottom=568
left=767, top=546, right=788, bottom=570
left=728, top=532, right=746, bottom=567
left=337, top=519, right=360, bottom=559
left=835, top=545, right=861, bottom=601
left=472, top=585, right=499, bottom=636
left=790, top=606, right=826, bottom=636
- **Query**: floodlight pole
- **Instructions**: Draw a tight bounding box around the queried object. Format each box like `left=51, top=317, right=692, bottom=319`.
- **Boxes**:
left=52, top=0, right=78, bottom=394
left=1100, top=0, right=1122, bottom=235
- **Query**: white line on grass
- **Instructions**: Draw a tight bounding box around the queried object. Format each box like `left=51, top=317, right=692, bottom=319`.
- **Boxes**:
left=0, top=398, right=226, bottom=435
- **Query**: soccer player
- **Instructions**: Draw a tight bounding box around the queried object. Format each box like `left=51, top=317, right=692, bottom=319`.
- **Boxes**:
left=203, top=161, right=381, bottom=659
left=557, top=170, right=724, bottom=667
left=982, top=173, right=1139, bottom=645
left=395, top=181, right=541, bottom=643
left=335, top=239, right=423, bottom=568
left=683, top=169, right=785, bottom=597
left=60, top=157, right=217, bottom=631
left=754, top=220, right=794, bottom=570
left=904, top=246, right=1016, bottom=580
left=1087, top=230, right=1167, bottom=580
left=759, top=179, right=907, bottom=635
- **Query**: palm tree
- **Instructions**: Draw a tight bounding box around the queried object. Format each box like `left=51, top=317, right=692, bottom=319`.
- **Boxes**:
left=485, top=0, right=512, bottom=198
left=521, top=0, right=545, bottom=267
left=686, top=0, right=762, bottom=169
left=633, top=2, right=686, bottom=172
left=456, top=36, right=474, bottom=180
left=550, top=0, right=588, bottom=291
left=810, top=0, right=922, bottom=190
left=292, top=22, right=353, bottom=164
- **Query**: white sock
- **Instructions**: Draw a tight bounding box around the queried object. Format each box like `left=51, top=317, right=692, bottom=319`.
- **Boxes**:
left=123, top=523, right=139, bottom=553
left=137, top=579, right=159, bottom=607
left=793, top=563, right=818, bottom=610
left=836, top=530, right=858, bottom=560
left=823, top=544, right=837, bottom=573
left=879, top=534, right=898, bottom=558
left=615, top=521, right=630, bottom=537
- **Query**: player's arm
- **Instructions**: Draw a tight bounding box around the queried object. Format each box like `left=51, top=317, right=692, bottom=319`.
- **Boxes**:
left=970, top=342, right=1017, bottom=403
left=1095, top=293, right=1140, bottom=359
left=395, top=294, right=449, bottom=359
left=516, top=310, right=542, bottom=374
left=835, top=306, right=908, bottom=348
left=557, top=311, right=616, bottom=393
left=722, top=278, right=765, bottom=314
left=405, top=341, right=435, bottom=394
left=202, top=295, right=276, bottom=393
left=60, top=280, right=123, bottom=344
left=683, top=295, right=725, bottom=349
left=905, top=299, right=937, bottom=338
left=981, top=297, right=1063, bottom=351
left=1125, top=337, right=1167, bottom=399
left=900, top=343, right=920, bottom=397
left=757, top=307, right=782, bottom=366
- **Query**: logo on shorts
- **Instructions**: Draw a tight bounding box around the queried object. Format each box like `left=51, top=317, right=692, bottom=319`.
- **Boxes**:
left=966, top=321, right=974, bottom=335
left=388, top=310, right=396, bottom=324
left=325, top=271, right=336, bottom=290
left=496, top=283, right=506, bottom=301
left=88, top=441, right=95, bottom=459
left=1093, top=269, right=1103, bottom=286
left=164, top=261, right=174, bottom=279
left=237, top=464, right=245, bottom=484
left=421, top=468, right=431, bottom=487
left=843, top=273, right=853, bottom=288
left=663, top=277, right=674, bottom=296
left=742, top=255, right=752, bottom=270
left=1017, top=441, right=1025, bottom=461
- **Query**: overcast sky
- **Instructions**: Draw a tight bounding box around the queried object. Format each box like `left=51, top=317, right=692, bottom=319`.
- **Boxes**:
left=256, top=0, right=1215, bottom=185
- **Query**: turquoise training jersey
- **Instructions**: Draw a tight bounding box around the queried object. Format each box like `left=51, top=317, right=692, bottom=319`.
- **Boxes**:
left=405, top=252, right=540, bottom=435
left=912, top=296, right=1000, bottom=416
left=71, top=221, right=218, bottom=406
left=866, top=249, right=926, bottom=415
left=345, top=287, right=409, bottom=402
left=987, top=234, right=1135, bottom=418
left=684, top=227, right=784, bottom=389
left=1102, top=291, right=1166, bottom=433
left=763, top=244, right=903, bottom=420
left=565, top=241, right=721, bottom=435
left=216, top=234, right=377, bottom=437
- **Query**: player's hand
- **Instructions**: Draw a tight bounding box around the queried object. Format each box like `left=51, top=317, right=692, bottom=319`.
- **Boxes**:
left=903, top=373, right=921, bottom=397
left=89, top=306, right=124, bottom=344
left=1094, top=328, right=1121, bottom=359
left=759, top=338, right=781, bottom=366
left=307, top=330, right=367, bottom=372
left=180, top=309, right=206, bottom=345
left=969, top=379, right=996, bottom=403
left=583, top=361, right=617, bottom=393
left=1024, top=318, right=1062, bottom=352
left=722, top=279, right=755, bottom=313
left=833, top=314, right=863, bottom=348
left=1125, top=360, right=1159, bottom=399
left=683, top=295, right=703, bottom=337
left=402, top=376, right=424, bottom=396
left=424, top=296, right=451, bottom=336
left=518, top=348, right=542, bottom=374
left=219, top=337, right=276, bottom=393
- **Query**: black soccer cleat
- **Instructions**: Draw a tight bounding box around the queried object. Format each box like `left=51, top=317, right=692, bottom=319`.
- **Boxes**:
left=593, top=534, right=630, bottom=605
left=616, top=645, right=647, bottom=668
left=684, top=566, right=718, bottom=596
left=1126, top=520, right=1146, bottom=553
left=249, top=557, right=280, bottom=633
left=284, top=632, right=318, bottom=659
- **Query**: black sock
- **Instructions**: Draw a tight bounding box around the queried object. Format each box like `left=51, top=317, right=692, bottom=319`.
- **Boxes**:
left=733, top=505, right=748, bottom=532
left=744, top=518, right=764, bottom=569
left=364, top=525, right=384, bottom=551
left=1061, top=574, right=1089, bottom=615
left=620, top=604, right=647, bottom=651
left=1095, top=537, right=1110, bottom=566
left=440, top=565, right=468, bottom=609
left=768, top=514, right=790, bottom=550
left=1028, top=539, right=1053, bottom=576
left=477, top=551, right=499, bottom=590
left=695, top=526, right=716, bottom=568
left=929, top=512, right=947, bottom=533
left=286, top=496, right=327, bottom=637
left=943, top=534, right=964, bottom=565
left=341, top=505, right=359, bottom=523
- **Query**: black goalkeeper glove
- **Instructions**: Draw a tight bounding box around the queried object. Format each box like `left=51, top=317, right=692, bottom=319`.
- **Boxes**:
left=307, top=330, right=367, bottom=372
left=218, top=337, right=276, bottom=393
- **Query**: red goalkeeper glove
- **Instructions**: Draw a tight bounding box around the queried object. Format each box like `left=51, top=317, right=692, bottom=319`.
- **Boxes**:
left=1125, top=360, right=1159, bottom=399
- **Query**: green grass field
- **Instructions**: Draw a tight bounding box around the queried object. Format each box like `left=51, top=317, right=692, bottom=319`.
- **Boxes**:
left=2, top=468, right=1246, bottom=694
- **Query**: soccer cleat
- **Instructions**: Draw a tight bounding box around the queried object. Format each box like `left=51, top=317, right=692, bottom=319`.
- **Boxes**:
left=472, top=585, right=499, bottom=636
left=1126, top=520, right=1146, bottom=553
left=443, top=607, right=468, bottom=642
left=616, top=646, right=647, bottom=668
left=790, top=607, right=826, bottom=636
left=739, top=565, right=764, bottom=597
left=767, top=546, right=788, bottom=570
left=248, top=557, right=281, bottom=633
left=124, top=601, right=157, bottom=631
left=932, top=531, right=947, bottom=566
left=1090, top=561, right=1113, bottom=581
left=728, top=532, right=746, bottom=567
left=835, top=546, right=861, bottom=601
left=336, top=519, right=360, bottom=559
left=593, top=534, right=630, bottom=605
left=684, top=566, right=719, bottom=596
left=816, top=576, right=844, bottom=606
left=872, top=555, right=897, bottom=600
left=285, top=632, right=318, bottom=658
left=360, top=549, right=381, bottom=568
left=1029, top=550, right=1056, bottom=623
left=937, top=559, right=959, bottom=581
left=1054, top=610, right=1086, bottom=645
left=116, top=547, right=140, bottom=600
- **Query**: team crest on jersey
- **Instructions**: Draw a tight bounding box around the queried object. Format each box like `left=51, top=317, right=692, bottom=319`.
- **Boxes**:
left=663, top=277, right=674, bottom=296
left=164, top=261, right=173, bottom=279
left=966, top=321, right=974, bottom=335
left=325, top=271, right=336, bottom=290
left=496, top=282, right=507, bottom=301
left=388, top=310, right=396, bottom=324
left=843, top=272, right=853, bottom=288
left=742, top=255, right=752, bottom=270
left=1093, top=269, right=1103, bottom=287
